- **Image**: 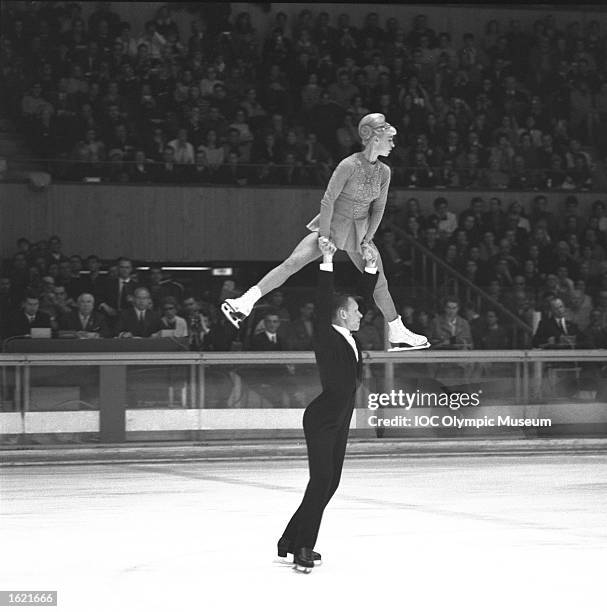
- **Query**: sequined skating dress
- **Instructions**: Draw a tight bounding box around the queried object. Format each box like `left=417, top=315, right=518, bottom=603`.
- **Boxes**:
left=306, top=152, right=391, bottom=252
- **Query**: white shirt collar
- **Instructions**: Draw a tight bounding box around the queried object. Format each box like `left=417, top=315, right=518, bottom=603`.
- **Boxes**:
left=332, top=324, right=358, bottom=361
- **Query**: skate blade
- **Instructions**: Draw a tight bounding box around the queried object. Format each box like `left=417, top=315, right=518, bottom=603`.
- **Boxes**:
left=275, top=554, right=321, bottom=566
left=388, top=342, right=431, bottom=351
left=293, top=564, right=313, bottom=573
left=221, top=302, right=244, bottom=329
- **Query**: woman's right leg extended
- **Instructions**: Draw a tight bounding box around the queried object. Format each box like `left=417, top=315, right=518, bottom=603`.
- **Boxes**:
left=257, top=232, right=321, bottom=296
left=222, top=232, right=321, bottom=325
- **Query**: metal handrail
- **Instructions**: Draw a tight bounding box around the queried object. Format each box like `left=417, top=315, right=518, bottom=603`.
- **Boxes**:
left=387, top=220, right=534, bottom=334
left=0, top=349, right=604, bottom=366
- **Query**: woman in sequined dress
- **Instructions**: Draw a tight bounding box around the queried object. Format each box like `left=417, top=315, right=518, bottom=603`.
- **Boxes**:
left=221, top=113, right=429, bottom=348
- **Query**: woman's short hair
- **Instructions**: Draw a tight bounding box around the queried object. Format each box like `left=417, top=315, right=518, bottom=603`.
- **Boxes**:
left=358, top=113, right=397, bottom=146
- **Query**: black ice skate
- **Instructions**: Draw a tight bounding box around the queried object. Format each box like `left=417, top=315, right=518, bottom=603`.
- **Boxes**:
left=277, top=537, right=322, bottom=566
left=293, top=547, right=315, bottom=573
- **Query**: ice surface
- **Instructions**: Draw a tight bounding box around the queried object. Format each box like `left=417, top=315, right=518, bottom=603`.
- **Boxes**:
left=1, top=454, right=606, bottom=612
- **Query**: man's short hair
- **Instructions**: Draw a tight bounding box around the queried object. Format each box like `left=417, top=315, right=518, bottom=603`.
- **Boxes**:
left=330, top=293, right=355, bottom=319
left=24, top=291, right=40, bottom=302
left=263, top=308, right=281, bottom=319
left=134, top=286, right=150, bottom=298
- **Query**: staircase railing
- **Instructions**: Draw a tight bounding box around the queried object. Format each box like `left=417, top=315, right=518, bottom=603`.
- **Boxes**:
left=386, top=221, right=534, bottom=348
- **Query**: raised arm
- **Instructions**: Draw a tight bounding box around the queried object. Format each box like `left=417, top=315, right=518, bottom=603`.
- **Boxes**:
left=363, top=164, right=391, bottom=243
left=315, top=237, right=337, bottom=334
left=319, top=158, right=355, bottom=238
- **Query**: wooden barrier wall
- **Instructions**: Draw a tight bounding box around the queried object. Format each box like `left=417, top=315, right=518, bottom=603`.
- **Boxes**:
left=0, top=183, right=604, bottom=261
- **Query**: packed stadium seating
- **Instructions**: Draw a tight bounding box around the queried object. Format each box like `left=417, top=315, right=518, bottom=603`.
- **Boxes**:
left=1, top=3, right=606, bottom=349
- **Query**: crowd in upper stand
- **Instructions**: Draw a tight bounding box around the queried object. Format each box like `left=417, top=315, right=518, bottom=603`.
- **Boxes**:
left=1, top=3, right=606, bottom=188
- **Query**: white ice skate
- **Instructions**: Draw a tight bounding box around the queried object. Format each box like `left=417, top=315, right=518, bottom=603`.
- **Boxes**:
left=221, top=287, right=261, bottom=329
left=388, top=316, right=431, bottom=351
left=221, top=298, right=248, bottom=329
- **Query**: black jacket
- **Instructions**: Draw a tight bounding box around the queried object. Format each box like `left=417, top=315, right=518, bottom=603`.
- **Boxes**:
left=115, top=307, right=162, bottom=337
left=7, top=310, right=52, bottom=337
left=306, top=267, right=377, bottom=428
left=532, top=316, right=581, bottom=348
left=250, top=332, right=285, bottom=351
left=58, top=310, right=111, bottom=338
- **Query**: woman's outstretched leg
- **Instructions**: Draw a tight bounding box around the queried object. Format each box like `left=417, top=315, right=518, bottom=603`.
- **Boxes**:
left=222, top=232, right=321, bottom=327
left=346, top=248, right=430, bottom=349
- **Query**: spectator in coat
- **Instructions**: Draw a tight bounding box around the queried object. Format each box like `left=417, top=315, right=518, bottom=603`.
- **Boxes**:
left=430, top=297, right=473, bottom=348
left=58, top=293, right=111, bottom=338
left=115, top=287, right=162, bottom=338
left=532, top=297, right=582, bottom=348
left=7, top=293, right=53, bottom=337
left=250, top=310, right=285, bottom=350
left=99, top=256, right=136, bottom=318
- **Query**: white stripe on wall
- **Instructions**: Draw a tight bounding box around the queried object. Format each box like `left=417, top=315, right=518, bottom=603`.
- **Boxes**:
left=0, top=413, right=24, bottom=435
left=23, top=411, right=98, bottom=433
left=1, top=404, right=605, bottom=435
left=126, top=409, right=358, bottom=431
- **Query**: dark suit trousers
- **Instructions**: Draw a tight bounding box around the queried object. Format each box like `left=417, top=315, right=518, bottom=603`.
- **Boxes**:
left=281, top=391, right=355, bottom=550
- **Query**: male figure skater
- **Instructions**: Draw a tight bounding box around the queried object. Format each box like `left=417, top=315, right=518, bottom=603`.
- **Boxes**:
left=277, top=236, right=378, bottom=573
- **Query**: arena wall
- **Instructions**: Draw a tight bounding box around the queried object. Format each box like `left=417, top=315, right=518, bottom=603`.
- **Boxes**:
left=0, top=183, right=604, bottom=261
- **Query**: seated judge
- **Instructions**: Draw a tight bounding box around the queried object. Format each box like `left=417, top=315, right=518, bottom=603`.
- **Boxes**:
left=115, top=286, right=162, bottom=338
left=532, top=297, right=582, bottom=348
left=58, top=293, right=111, bottom=338
left=7, top=292, right=53, bottom=337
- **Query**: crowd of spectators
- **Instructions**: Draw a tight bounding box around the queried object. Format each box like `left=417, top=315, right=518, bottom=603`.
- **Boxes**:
left=374, top=191, right=607, bottom=348
left=0, top=233, right=331, bottom=351
left=1, top=3, right=607, bottom=188
left=3, top=187, right=607, bottom=353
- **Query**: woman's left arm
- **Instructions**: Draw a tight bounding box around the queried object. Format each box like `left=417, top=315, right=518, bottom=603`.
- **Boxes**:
left=363, top=164, right=391, bottom=243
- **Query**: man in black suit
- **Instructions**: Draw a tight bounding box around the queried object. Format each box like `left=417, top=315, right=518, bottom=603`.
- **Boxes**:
left=7, top=293, right=53, bottom=337
left=99, top=257, right=136, bottom=319
left=249, top=310, right=285, bottom=350
left=58, top=293, right=111, bottom=338
left=115, top=286, right=162, bottom=338
left=277, top=237, right=378, bottom=573
left=532, top=297, right=582, bottom=348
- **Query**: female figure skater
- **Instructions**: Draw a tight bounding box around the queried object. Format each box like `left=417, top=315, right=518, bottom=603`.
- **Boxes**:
left=221, top=113, right=429, bottom=349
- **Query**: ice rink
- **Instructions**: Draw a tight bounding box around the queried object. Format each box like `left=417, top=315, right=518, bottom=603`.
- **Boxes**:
left=1, top=453, right=606, bottom=612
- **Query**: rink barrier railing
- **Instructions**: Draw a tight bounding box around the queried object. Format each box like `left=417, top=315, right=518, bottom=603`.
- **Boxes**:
left=1, top=349, right=606, bottom=442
